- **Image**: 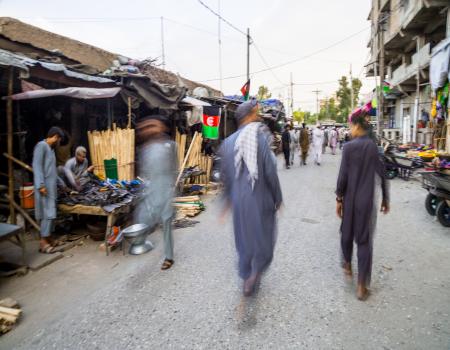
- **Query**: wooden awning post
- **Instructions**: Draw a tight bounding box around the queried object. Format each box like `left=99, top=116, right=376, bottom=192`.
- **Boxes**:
left=7, top=68, right=15, bottom=224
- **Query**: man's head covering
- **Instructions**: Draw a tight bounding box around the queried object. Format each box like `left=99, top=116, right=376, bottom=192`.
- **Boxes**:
left=75, top=146, right=87, bottom=156
left=235, top=98, right=258, bottom=123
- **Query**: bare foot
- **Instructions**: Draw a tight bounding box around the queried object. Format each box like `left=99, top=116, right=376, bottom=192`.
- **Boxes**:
left=356, top=283, right=370, bottom=301
left=343, top=262, right=352, bottom=276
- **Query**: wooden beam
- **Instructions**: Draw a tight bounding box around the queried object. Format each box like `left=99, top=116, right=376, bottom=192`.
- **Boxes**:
left=7, top=68, right=15, bottom=225
left=3, top=153, right=33, bottom=173
left=5, top=195, right=40, bottom=232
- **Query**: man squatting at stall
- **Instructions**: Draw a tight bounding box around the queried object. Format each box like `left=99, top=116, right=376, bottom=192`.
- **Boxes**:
left=59, top=146, right=94, bottom=191
left=33, top=127, right=68, bottom=254
left=135, top=115, right=178, bottom=270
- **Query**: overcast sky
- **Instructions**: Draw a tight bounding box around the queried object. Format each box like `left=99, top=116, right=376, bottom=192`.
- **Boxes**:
left=1, top=0, right=376, bottom=112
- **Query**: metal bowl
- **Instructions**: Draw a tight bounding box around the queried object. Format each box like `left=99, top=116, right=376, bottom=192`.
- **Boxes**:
left=129, top=240, right=154, bottom=255
left=122, top=223, right=149, bottom=238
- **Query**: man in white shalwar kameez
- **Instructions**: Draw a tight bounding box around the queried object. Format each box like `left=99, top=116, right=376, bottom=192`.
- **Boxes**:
left=312, top=124, right=324, bottom=166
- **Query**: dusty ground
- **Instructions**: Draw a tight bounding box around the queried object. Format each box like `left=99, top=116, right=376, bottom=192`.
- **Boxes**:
left=1, top=151, right=449, bottom=350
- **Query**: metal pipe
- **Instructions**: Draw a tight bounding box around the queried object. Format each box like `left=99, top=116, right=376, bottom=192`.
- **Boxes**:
left=7, top=68, right=15, bottom=224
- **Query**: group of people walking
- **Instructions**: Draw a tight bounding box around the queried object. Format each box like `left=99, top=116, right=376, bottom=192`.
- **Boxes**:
left=221, top=99, right=390, bottom=300
left=32, top=98, right=389, bottom=301
left=282, top=123, right=345, bottom=168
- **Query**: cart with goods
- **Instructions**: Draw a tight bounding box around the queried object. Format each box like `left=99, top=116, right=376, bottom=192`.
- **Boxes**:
left=422, top=172, right=450, bottom=227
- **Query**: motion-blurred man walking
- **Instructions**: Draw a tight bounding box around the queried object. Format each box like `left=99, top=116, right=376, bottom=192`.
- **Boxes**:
left=220, top=98, right=283, bottom=297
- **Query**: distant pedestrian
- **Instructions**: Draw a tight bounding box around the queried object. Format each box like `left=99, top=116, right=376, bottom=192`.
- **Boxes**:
left=312, top=124, right=324, bottom=166
left=136, top=115, right=178, bottom=270
left=220, top=98, right=283, bottom=297
left=335, top=112, right=390, bottom=301
left=281, top=124, right=291, bottom=169
left=289, top=127, right=299, bottom=166
left=322, top=127, right=329, bottom=154
left=329, top=127, right=338, bottom=155
left=299, top=123, right=310, bottom=165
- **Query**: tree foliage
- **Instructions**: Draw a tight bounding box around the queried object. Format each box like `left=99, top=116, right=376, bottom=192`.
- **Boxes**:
left=335, top=76, right=362, bottom=123
left=257, top=85, right=272, bottom=100
left=318, top=97, right=338, bottom=121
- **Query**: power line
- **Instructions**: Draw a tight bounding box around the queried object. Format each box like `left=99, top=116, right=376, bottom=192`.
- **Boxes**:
left=252, top=41, right=287, bottom=86
left=196, top=0, right=247, bottom=36
left=198, top=26, right=370, bottom=82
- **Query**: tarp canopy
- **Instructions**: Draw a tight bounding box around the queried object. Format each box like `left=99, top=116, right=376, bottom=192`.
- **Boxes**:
left=5, top=87, right=121, bottom=100
left=0, top=48, right=115, bottom=84
left=181, top=96, right=211, bottom=106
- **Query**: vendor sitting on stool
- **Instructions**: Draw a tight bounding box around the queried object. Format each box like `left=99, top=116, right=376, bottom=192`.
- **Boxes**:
left=59, top=146, right=94, bottom=191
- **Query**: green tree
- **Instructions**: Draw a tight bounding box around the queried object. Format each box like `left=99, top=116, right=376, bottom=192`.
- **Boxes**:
left=318, top=97, right=338, bottom=121
left=257, top=85, right=272, bottom=100
left=336, top=76, right=362, bottom=123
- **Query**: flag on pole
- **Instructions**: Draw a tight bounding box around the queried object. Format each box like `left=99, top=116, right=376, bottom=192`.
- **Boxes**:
left=240, top=79, right=250, bottom=101
left=202, top=106, right=221, bottom=139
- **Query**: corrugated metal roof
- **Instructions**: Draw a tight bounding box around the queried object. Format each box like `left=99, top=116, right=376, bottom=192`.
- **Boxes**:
left=0, top=48, right=114, bottom=83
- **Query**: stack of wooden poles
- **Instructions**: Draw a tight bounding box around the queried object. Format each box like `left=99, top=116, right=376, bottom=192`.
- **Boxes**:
left=87, top=125, right=135, bottom=181
left=173, top=195, right=204, bottom=217
left=176, top=131, right=213, bottom=186
left=0, top=298, right=21, bottom=334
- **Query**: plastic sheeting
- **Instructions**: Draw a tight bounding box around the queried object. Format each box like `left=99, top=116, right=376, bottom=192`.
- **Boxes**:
left=430, top=37, right=450, bottom=92
left=6, top=87, right=121, bottom=100
left=0, top=48, right=115, bottom=84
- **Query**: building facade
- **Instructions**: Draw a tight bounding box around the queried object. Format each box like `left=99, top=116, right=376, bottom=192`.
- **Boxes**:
left=367, top=0, right=450, bottom=142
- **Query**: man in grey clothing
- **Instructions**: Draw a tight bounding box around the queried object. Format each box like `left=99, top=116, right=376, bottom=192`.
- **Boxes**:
left=60, top=146, right=94, bottom=191
left=135, top=115, right=178, bottom=270
left=33, top=127, right=66, bottom=253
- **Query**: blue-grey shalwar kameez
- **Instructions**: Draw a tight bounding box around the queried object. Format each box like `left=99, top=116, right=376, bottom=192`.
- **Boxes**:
left=220, top=124, right=283, bottom=280
left=33, top=141, right=59, bottom=238
left=136, top=139, right=178, bottom=260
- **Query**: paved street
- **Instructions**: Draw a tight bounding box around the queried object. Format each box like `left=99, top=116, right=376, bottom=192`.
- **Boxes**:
left=1, top=150, right=450, bottom=350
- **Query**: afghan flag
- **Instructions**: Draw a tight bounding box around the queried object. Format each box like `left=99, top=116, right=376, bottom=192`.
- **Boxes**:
left=202, top=106, right=221, bottom=139
left=240, top=79, right=250, bottom=101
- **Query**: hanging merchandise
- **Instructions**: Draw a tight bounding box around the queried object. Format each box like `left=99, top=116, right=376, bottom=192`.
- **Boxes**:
left=431, top=98, right=437, bottom=118
left=186, top=105, right=203, bottom=126
left=202, top=106, right=221, bottom=140
left=430, top=37, right=450, bottom=92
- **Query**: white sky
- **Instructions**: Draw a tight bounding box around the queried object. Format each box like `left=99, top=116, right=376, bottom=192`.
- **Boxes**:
left=1, top=0, right=377, bottom=112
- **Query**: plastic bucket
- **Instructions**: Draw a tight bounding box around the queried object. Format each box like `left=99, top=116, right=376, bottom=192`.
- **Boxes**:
left=104, top=158, right=118, bottom=180
left=20, top=184, right=34, bottom=209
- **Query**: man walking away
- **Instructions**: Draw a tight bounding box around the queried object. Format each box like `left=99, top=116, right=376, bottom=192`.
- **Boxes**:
left=136, top=115, right=178, bottom=270
left=312, top=124, right=324, bottom=166
left=281, top=124, right=291, bottom=169
left=220, top=98, right=283, bottom=297
left=336, top=112, right=390, bottom=301
left=299, top=123, right=309, bottom=165
left=329, top=127, right=338, bottom=155
left=322, top=127, right=329, bottom=154
left=33, top=127, right=66, bottom=254
left=289, top=126, right=299, bottom=166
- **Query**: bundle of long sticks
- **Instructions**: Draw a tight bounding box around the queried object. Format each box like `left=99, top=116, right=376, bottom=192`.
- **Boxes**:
left=175, top=131, right=213, bottom=186
left=87, top=125, right=135, bottom=181
left=0, top=298, right=21, bottom=334
left=173, top=195, right=204, bottom=217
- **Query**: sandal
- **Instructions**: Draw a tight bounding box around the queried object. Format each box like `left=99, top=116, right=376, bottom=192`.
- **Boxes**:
left=39, top=244, right=56, bottom=254
left=161, top=259, right=174, bottom=270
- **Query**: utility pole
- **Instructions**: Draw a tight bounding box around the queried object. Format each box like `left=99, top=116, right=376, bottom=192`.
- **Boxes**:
left=218, top=0, right=223, bottom=92
left=290, top=72, right=294, bottom=117
left=378, top=16, right=386, bottom=135
left=350, top=64, right=354, bottom=112
left=312, top=89, right=321, bottom=117
left=246, top=28, right=251, bottom=82
left=160, top=16, right=166, bottom=70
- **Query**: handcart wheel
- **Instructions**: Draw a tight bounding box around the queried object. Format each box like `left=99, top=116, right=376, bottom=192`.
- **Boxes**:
left=436, top=201, right=450, bottom=228
left=425, top=193, right=439, bottom=216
